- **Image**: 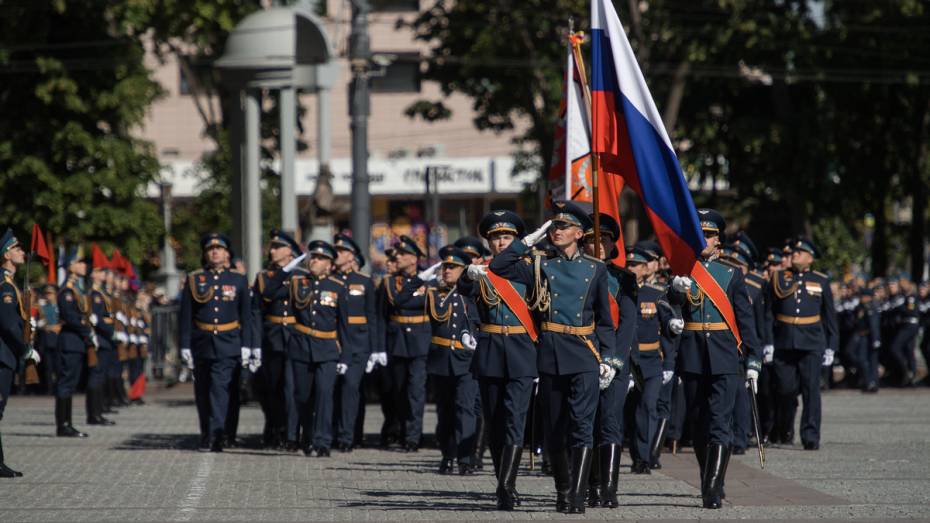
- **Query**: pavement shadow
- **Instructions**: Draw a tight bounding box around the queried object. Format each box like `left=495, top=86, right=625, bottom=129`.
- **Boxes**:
left=154, top=399, right=196, bottom=408
left=340, top=488, right=554, bottom=511
left=112, top=433, right=203, bottom=451
left=3, top=432, right=57, bottom=438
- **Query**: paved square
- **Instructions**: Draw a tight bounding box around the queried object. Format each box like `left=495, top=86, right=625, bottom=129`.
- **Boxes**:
left=1, top=384, right=929, bottom=521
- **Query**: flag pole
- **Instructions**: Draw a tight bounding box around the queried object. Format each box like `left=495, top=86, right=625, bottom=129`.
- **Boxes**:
left=569, top=29, right=600, bottom=258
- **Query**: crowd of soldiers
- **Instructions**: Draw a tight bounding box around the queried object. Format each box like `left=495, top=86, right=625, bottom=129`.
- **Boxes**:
left=2, top=206, right=928, bottom=512
left=172, top=200, right=876, bottom=513
left=0, top=231, right=153, bottom=477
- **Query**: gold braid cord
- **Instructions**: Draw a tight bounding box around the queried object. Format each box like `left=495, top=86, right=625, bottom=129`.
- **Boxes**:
left=292, top=276, right=313, bottom=310
left=5, top=273, right=27, bottom=321
left=427, top=288, right=452, bottom=323
left=687, top=286, right=705, bottom=307
left=527, top=254, right=550, bottom=313
left=188, top=273, right=214, bottom=304
left=771, top=271, right=798, bottom=299
left=477, top=276, right=502, bottom=307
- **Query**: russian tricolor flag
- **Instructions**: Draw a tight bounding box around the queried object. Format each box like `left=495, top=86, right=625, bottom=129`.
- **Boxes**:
left=590, top=0, right=742, bottom=345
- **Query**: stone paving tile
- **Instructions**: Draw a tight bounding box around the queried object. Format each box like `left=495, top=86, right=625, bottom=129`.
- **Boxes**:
left=1, top=384, right=930, bottom=521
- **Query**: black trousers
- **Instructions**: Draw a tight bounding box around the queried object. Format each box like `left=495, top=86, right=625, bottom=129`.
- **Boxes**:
left=773, top=348, right=822, bottom=445
left=193, top=356, right=237, bottom=438
left=540, top=371, right=598, bottom=452
left=682, top=372, right=738, bottom=449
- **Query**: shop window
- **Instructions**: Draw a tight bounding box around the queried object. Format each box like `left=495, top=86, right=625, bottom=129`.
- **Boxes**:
left=371, top=53, right=420, bottom=93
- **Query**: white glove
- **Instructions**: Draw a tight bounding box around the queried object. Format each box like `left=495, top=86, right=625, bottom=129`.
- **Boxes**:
left=746, top=374, right=759, bottom=394
left=627, top=377, right=635, bottom=391
left=763, top=344, right=774, bottom=363
left=461, top=332, right=477, bottom=351
left=822, top=349, right=834, bottom=367
left=37, top=318, right=47, bottom=328
left=336, top=363, right=348, bottom=375
left=417, top=262, right=442, bottom=282
left=671, top=276, right=693, bottom=293
left=180, top=348, right=193, bottom=369
left=26, top=347, right=41, bottom=364
left=140, top=335, right=149, bottom=345
left=466, top=264, right=488, bottom=280
left=241, top=347, right=251, bottom=368
left=282, top=253, right=307, bottom=273
left=89, top=313, right=98, bottom=326
left=668, top=318, right=684, bottom=335
left=130, top=334, right=139, bottom=344
left=598, top=363, right=616, bottom=390
left=662, top=370, right=674, bottom=385
left=116, top=312, right=128, bottom=324
left=873, top=341, right=881, bottom=349
left=251, top=348, right=262, bottom=369
left=30, top=316, right=37, bottom=330
left=522, top=220, right=552, bottom=246
left=90, top=333, right=99, bottom=349
left=365, top=354, right=377, bottom=374
left=375, top=351, right=387, bottom=367
left=746, top=369, right=759, bottom=382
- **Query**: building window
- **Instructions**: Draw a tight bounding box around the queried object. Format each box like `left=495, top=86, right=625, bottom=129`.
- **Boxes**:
left=370, top=53, right=420, bottom=93
left=371, top=0, right=419, bottom=12
left=178, top=62, right=212, bottom=96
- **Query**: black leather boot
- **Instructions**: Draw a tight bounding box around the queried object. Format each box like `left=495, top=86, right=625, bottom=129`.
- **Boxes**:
left=495, top=445, right=521, bottom=510
left=587, top=445, right=600, bottom=507
left=438, top=457, right=454, bottom=475
left=102, top=380, right=118, bottom=414
left=0, top=433, right=23, bottom=478
left=568, top=447, right=593, bottom=514
left=550, top=449, right=571, bottom=513
left=115, top=378, right=130, bottom=407
left=720, top=445, right=731, bottom=500
left=702, top=444, right=726, bottom=509
left=58, top=397, right=87, bottom=438
left=88, top=387, right=115, bottom=426
left=600, top=444, right=621, bottom=508
left=650, top=417, right=668, bottom=469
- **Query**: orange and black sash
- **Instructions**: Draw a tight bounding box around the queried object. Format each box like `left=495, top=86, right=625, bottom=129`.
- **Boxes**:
left=486, top=270, right=538, bottom=342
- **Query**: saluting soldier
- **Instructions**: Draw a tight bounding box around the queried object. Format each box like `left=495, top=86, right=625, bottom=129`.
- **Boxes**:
left=457, top=211, right=534, bottom=510
left=252, top=230, right=304, bottom=448
left=489, top=201, right=616, bottom=514
left=86, top=245, right=117, bottom=426
left=766, top=238, right=838, bottom=450
left=0, top=229, right=41, bottom=477
left=667, top=209, right=761, bottom=509
left=178, top=233, right=253, bottom=452
left=401, top=246, right=480, bottom=475
left=625, top=244, right=679, bottom=474
left=292, top=240, right=350, bottom=457
left=376, top=235, right=430, bottom=452
left=332, top=234, right=376, bottom=452
left=582, top=215, right=637, bottom=509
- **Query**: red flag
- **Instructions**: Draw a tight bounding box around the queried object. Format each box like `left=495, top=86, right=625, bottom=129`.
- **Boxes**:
left=46, top=232, right=56, bottom=285
left=91, top=243, right=109, bottom=271
left=128, top=374, right=146, bottom=400
left=31, top=224, right=50, bottom=264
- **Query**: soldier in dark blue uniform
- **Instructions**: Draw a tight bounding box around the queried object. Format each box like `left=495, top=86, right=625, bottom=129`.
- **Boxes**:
left=887, top=277, right=920, bottom=387
left=720, top=234, right=767, bottom=454
left=490, top=201, right=616, bottom=514
left=55, top=246, right=93, bottom=438
left=668, top=209, right=761, bottom=509
left=457, top=211, right=535, bottom=510
left=292, top=240, right=350, bottom=457
left=758, top=247, right=784, bottom=441
left=582, top=216, right=637, bottom=509
left=766, top=238, right=838, bottom=450
left=37, top=284, right=60, bottom=395
left=849, top=288, right=881, bottom=393
left=332, top=234, right=376, bottom=452
left=178, top=233, right=253, bottom=452
left=398, top=246, right=480, bottom=474
left=634, top=240, right=683, bottom=471
left=0, top=229, right=40, bottom=477
left=252, top=230, right=304, bottom=448
left=86, top=246, right=116, bottom=426
left=626, top=245, right=679, bottom=474
left=377, top=235, right=430, bottom=452
left=370, top=248, right=395, bottom=448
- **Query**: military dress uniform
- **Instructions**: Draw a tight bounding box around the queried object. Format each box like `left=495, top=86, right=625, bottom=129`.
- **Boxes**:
left=0, top=229, right=35, bottom=476
left=766, top=238, right=838, bottom=450
left=37, top=286, right=61, bottom=394
left=377, top=235, right=431, bottom=451
left=456, top=211, right=536, bottom=510
left=670, top=209, right=760, bottom=509
left=179, top=234, right=253, bottom=451
left=291, top=240, right=350, bottom=456
left=887, top=286, right=920, bottom=386
left=56, top=250, right=94, bottom=438
left=332, top=235, right=376, bottom=451
left=253, top=230, right=303, bottom=448
left=87, top=279, right=117, bottom=425
left=850, top=289, right=881, bottom=392
left=489, top=202, right=616, bottom=514
left=629, top=250, right=678, bottom=473
left=401, top=246, right=480, bottom=474
left=584, top=215, right=637, bottom=509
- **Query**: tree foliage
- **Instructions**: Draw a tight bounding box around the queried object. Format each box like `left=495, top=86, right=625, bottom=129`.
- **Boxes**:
left=0, top=0, right=164, bottom=270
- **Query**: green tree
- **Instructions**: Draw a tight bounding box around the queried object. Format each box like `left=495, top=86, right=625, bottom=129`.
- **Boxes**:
left=0, top=0, right=164, bottom=271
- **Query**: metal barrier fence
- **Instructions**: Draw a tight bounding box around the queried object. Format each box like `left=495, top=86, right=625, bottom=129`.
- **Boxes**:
left=149, top=304, right=179, bottom=381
